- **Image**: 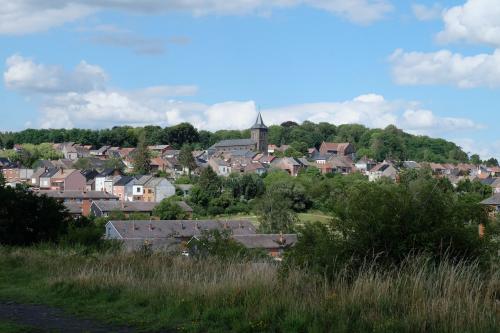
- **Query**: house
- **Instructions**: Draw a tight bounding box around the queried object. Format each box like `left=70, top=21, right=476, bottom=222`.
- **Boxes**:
left=148, top=145, right=172, bottom=155
left=80, top=169, right=99, bottom=191
left=95, top=169, right=122, bottom=192
left=64, top=202, right=84, bottom=218
left=176, top=184, right=193, bottom=197
left=233, top=234, right=297, bottom=258
left=367, top=161, right=399, bottom=182
left=481, top=177, right=500, bottom=194
left=271, top=157, right=306, bottom=177
left=403, top=161, right=421, bottom=170
left=91, top=200, right=158, bottom=218
left=143, top=177, right=176, bottom=202
left=112, top=176, right=135, bottom=201
left=61, top=143, right=78, bottom=160
left=39, top=168, right=59, bottom=189
left=37, top=190, right=119, bottom=216
left=318, top=142, right=356, bottom=159
left=104, top=219, right=257, bottom=251
left=49, top=168, right=86, bottom=191
left=480, top=193, right=500, bottom=215
left=355, top=157, right=377, bottom=172
left=317, top=156, right=353, bottom=175
left=31, top=168, right=46, bottom=187
left=90, top=145, right=110, bottom=158
left=176, top=201, right=194, bottom=218
left=129, top=175, right=153, bottom=201
left=208, top=158, right=232, bottom=177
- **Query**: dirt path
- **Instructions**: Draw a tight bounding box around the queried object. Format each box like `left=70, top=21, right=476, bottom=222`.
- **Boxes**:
left=0, top=301, right=136, bottom=333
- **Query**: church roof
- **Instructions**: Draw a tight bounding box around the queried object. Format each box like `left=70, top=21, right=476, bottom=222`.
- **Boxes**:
left=251, top=112, right=267, bottom=130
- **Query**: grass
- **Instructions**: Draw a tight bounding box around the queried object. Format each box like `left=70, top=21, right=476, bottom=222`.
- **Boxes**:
left=0, top=246, right=498, bottom=332
left=0, top=320, right=42, bottom=333
left=223, top=211, right=332, bottom=225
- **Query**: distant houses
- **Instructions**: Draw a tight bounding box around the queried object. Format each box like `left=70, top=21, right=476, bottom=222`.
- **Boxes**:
left=104, top=219, right=295, bottom=258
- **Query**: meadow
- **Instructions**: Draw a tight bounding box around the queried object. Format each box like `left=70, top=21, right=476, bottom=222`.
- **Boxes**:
left=0, top=246, right=498, bottom=333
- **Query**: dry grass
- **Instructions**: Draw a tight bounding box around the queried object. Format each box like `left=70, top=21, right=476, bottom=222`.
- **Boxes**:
left=0, top=246, right=498, bottom=332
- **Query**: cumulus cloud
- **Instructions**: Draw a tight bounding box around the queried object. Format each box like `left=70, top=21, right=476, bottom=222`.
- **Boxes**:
left=389, top=48, right=500, bottom=88
left=0, top=0, right=393, bottom=35
left=453, top=138, right=500, bottom=160
left=4, top=54, right=108, bottom=93
left=412, top=3, right=442, bottom=21
left=4, top=54, right=480, bottom=136
left=437, top=0, right=500, bottom=47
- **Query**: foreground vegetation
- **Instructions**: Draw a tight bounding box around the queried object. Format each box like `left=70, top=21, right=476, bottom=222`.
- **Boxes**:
left=0, top=246, right=498, bottom=333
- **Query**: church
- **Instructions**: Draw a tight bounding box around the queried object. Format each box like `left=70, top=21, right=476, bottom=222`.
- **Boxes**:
left=208, top=113, right=268, bottom=155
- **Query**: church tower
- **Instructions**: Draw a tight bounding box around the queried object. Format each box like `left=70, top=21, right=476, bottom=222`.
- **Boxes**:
left=250, top=112, right=268, bottom=154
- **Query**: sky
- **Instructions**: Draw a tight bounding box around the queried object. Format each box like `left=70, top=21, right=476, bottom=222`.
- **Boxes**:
left=0, top=0, right=499, bottom=159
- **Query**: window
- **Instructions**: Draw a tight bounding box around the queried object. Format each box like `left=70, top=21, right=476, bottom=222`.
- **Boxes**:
left=136, top=187, right=140, bottom=193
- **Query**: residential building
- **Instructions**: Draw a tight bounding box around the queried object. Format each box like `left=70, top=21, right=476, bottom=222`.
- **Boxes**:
left=271, top=157, right=306, bottom=177
left=91, top=200, right=158, bottom=218
left=480, top=193, right=500, bottom=215
left=318, top=142, right=356, bottom=159
left=112, top=176, right=135, bottom=201
left=143, top=177, right=176, bottom=202
left=233, top=234, right=297, bottom=258
left=95, top=169, right=122, bottom=192
left=208, top=158, right=232, bottom=177
left=50, top=168, right=86, bottom=191
left=37, top=190, right=119, bottom=216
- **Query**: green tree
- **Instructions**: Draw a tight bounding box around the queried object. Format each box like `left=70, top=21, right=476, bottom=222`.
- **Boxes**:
left=257, top=189, right=298, bottom=233
left=153, top=197, right=188, bottom=220
left=133, top=135, right=151, bottom=174
left=179, top=144, right=197, bottom=175
left=470, top=154, right=481, bottom=165
left=0, top=186, right=70, bottom=245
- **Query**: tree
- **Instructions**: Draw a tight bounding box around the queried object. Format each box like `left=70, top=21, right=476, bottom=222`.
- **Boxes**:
left=485, top=158, right=499, bottom=167
left=470, top=154, right=481, bottom=165
left=0, top=173, right=5, bottom=187
left=153, top=197, right=188, bottom=220
left=179, top=144, right=197, bottom=175
left=0, top=186, right=70, bottom=245
left=257, top=191, right=298, bottom=233
left=133, top=135, right=151, bottom=174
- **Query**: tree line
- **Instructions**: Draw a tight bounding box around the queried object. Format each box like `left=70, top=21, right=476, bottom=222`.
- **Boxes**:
left=2, top=121, right=497, bottom=164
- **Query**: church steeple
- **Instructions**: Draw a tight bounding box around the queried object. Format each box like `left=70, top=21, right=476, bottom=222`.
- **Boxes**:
left=250, top=112, right=268, bottom=154
left=251, top=112, right=267, bottom=130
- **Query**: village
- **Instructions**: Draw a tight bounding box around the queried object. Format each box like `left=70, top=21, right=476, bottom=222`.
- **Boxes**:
left=1, top=114, right=499, bottom=258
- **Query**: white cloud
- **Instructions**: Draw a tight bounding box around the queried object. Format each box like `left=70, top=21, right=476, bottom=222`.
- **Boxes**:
left=412, top=3, right=442, bottom=21
left=4, top=54, right=481, bottom=136
left=437, top=0, right=500, bottom=48
left=389, top=48, right=500, bottom=88
left=4, top=55, right=108, bottom=93
left=401, top=109, right=482, bottom=132
left=0, top=0, right=393, bottom=35
left=453, top=138, right=500, bottom=160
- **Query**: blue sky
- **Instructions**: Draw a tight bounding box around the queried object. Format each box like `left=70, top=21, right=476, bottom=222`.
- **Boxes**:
left=0, top=0, right=499, bottom=159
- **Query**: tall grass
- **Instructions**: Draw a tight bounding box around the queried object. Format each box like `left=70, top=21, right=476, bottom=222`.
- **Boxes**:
left=0, top=246, right=498, bottom=332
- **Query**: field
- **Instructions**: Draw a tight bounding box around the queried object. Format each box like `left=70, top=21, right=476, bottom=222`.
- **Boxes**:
left=223, top=211, right=332, bottom=225
left=0, top=246, right=498, bottom=332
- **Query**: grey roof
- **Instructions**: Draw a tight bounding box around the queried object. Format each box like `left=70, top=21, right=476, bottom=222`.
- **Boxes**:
left=250, top=112, right=267, bottom=130
left=63, top=202, right=82, bottom=214
left=228, top=150, right=257, bottom=158
left=37, top=190, right=119, bottom=200
left=403, top=161, right=421, bottom=169
left=97, top=168, right=118, bottom=177
left=144, top=177, right=170, bottom=187
left=93, top=200, right=158, bottom=213
left=40, top=168, right=59, bottom=178
left=107, top=220, right=256, bottom=239
left=176, top=184, right=193, bottom=191
left=233, top=234, right=297, bottom=249
left=114, top=175, right=135, bottom=186
left=176, top=201, right=193, bottom=212
left=80, top=169, right=99, bottom=181
left=134, top=175, right=153, bottom=185
left=211, top=139, right=256, bottom=149
left=480, top=193, right=500, bottom=206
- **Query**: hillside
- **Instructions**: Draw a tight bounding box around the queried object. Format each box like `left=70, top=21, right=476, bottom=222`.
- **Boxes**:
left=0, top=122, right=483, bottom=164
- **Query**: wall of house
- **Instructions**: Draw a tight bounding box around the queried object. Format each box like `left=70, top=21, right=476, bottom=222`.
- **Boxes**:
left=64, top=172, right=86, bottom=191
left=154, top=181, right=176, bottom=202
left=95, top=177, right=105, bottom=191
